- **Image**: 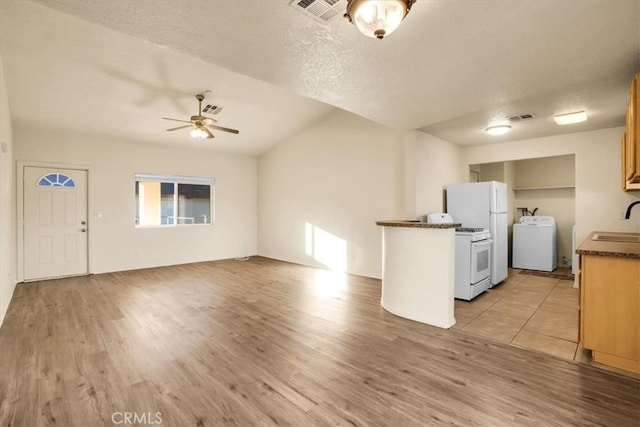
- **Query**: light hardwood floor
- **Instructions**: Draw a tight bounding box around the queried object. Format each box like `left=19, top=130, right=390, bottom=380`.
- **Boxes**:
left=0, top=257, right=638, bottom=426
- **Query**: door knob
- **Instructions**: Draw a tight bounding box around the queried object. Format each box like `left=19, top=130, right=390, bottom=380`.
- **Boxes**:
left=81, top=228, right=86, bottom=233
left=81, top=221, right=86, bottom=225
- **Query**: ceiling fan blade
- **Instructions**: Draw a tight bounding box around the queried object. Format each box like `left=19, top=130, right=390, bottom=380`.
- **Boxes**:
left=166, top=125, right=192, bottom=132
left=162, top=117, right=193, bottom=124
left=208, top=124, right=239, bottom=134
left=202, top=127, right=215, bottom=139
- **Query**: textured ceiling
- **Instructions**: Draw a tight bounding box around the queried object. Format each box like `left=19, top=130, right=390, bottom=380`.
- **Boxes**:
left=1, top=0, right=639, bottom=152
left=0, top=1, right=333, bottom=155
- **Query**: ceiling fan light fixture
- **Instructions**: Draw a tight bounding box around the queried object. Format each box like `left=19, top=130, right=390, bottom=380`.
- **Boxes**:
left=344, top=0, right=416, bottom=40
left=554, top=111, right=588, bottom=125
left=190, top=127, right=207, bottom=139
left=163, top=93, right=239, bottom=140
left=485, top=124, right=512, bottom=136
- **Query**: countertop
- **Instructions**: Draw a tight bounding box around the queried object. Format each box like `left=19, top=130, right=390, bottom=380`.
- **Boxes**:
left=576, top=232, right=640, bottom=259
left=376, top=220, right=461, bottom=229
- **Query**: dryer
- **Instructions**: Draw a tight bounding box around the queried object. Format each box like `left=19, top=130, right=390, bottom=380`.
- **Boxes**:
left=513, top=216, right=557, bottom=272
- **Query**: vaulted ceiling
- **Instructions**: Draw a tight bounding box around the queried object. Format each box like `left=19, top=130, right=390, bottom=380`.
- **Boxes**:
left=1, top=0, right=638, bottom=155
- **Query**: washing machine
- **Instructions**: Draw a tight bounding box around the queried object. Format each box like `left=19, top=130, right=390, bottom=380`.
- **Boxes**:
left=512, top=216, right=557, bottom=272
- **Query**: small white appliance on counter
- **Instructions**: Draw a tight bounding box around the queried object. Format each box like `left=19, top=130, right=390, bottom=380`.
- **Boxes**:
left=446, top=181, right=508, bottom=286
left=513, top=216, right=557, bottom=272
left=428, top=213, right=493, bottom=300
left=425, top=213, right=454, bottom=224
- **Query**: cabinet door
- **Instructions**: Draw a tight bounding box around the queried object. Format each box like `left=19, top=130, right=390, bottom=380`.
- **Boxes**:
left=582, top=255, right=639, bottom=361
left=578, top=255, right=584, bottom=342
left=624, top=79, right=637, bottom=182
left=633, top=73, right=640, bottom=183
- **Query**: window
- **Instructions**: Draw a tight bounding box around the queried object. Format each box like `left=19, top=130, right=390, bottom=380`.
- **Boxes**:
left=135, top=174, right=214, bottom=226
left=38, top=172, right=75, bottom=187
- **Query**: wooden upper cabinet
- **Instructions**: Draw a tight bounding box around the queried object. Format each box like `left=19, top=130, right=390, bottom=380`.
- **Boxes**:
left=625, top=78, right=634, bottom=180
left=622, top=132, right=627, bottom=189
left=622, top=72, right=640, bottom=190
left=633, top=73, right=640, bottom=181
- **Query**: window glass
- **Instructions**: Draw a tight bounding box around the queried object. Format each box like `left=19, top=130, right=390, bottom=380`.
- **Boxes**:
left=134, top=174, right=214, bottom=226
left=178, top=184, right=211, bottom=224
left=37, top=172, right=75, bottom=187
left=161, top=182, right=175, bottom=224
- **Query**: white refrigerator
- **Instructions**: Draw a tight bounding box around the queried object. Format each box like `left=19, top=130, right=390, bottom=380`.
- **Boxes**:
left=446, top=181, right=508, bottom=286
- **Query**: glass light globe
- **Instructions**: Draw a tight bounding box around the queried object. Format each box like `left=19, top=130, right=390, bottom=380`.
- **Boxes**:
left=485, top=125, right=512, bottom=136
left=190, top=128, right=206, bottom=139
left=352, top=0, right=408, bottom=39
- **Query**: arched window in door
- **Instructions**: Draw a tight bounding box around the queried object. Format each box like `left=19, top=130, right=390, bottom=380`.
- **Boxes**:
left=37, top=172, right=76, bottom=187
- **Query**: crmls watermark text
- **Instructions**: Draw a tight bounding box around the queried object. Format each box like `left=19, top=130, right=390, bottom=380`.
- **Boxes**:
left=111, top=412, right=162, bottom=425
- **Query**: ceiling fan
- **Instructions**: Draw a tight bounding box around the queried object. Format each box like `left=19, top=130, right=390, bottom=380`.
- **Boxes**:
left=162, top=93, right=239, bottom=139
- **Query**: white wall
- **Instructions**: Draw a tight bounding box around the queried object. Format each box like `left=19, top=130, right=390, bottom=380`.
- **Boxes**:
left=463, top=127, right=640, bottom=245
left=478, top=162, right=505, bottom=182
left=14, top=126, right=257, bottom=277
left=414, top=131, right=466, bottom=217
left=258, top=109, right=405, bottom=279
left=0, top=55, right=16, bottom=326
left=514, top=155, right=575, bottom=188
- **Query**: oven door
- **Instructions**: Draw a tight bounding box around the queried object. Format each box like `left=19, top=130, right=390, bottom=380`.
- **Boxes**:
left=470, top=239, right=492, bottom=284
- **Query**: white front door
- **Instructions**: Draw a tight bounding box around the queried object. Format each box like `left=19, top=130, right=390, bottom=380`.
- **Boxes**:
left=23, top=166, right=88, bottom=281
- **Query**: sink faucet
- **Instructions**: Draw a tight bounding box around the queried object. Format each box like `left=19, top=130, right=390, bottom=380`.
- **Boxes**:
left=625, top=201, right=640, bottom=219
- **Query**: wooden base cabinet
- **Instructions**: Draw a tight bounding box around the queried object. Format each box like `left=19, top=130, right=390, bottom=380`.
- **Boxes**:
left=579, top=255, right=640, bottom=373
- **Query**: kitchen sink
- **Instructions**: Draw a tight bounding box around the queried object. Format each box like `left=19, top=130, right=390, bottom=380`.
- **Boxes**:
left=592, top=233, right=640, bottom=243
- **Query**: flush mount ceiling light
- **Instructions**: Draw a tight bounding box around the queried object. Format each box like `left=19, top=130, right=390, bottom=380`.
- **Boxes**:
left=344, top=0, right=416, bottom=39
left=554, top=111, right=588, bottom=125
left=485, top=125, right=512, bottom=136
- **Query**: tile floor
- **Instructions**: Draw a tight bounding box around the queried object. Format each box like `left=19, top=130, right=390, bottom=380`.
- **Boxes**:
left=453, top=268, right=580, bottom=361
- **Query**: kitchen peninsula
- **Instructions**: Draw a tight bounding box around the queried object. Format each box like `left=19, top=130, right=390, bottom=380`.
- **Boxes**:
left=376, top=220, right=460, bottom=329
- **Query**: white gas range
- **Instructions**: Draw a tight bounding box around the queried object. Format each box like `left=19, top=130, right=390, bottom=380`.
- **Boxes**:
left=426, top=214, right=493, bottom=300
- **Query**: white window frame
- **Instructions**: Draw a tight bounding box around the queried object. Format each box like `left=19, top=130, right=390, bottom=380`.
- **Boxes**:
left=135, top=173, right=215, bottom=228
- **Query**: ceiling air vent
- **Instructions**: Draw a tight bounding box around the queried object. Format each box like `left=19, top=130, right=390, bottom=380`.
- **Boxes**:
left=203, top=104, right=223, bottom=115
left=507, top=113, right=536, bottom=122
left=289, top=0, right=347, bottom=24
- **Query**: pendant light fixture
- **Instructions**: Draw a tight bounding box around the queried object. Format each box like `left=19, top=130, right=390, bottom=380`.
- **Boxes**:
left=344, top=0, right=416, bottom=40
